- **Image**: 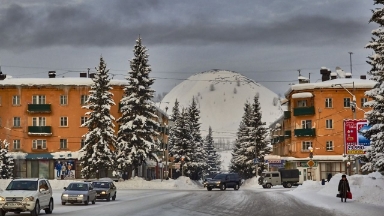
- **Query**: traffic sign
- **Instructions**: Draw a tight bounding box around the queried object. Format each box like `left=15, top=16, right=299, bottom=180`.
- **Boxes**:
left=253, top=158, right=259, bottom=164
left=307, top=160, right=315, bottom=167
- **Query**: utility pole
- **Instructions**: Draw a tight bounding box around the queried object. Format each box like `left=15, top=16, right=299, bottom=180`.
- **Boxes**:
left=348, top=52, right=353, bottom=74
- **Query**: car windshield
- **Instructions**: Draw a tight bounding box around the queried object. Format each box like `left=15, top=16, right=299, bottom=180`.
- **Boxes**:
left=213, top=174, right=226, bottom=180
left=6, top=181, right=38, bottom=191
left=92, top=182, right=110, bottom=188
left=67, top=183, right=88, bottom=191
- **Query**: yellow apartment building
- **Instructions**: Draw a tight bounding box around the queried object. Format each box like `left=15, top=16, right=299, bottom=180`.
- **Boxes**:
left=268, top=68, right=375, bottom=182
left=0, top=72, right=169, bottom=179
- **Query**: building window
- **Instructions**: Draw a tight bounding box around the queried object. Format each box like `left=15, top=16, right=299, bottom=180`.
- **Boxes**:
left=81, top=95, right=88, bottom=105
left=81, top=139, right=85, bottom=149
left=301, top=120, right=312, bottom=129
left=60, top=117, right=68, bottom=127
left=80, top=117, right=88, bottom=126
left=32, top=95, right=46, bottom=104
left=361, top=98, right=368, bottom=108
left=13, top=117, right=21, bottom=127
left=60, top=95, right=68, bottom=105
left=12, top=95, right=20, bottom=105
left=13, top=140, right=21, bottom=150
left=325, top=98, right=332, bottom=108
left=32, top=117, right=46, bottom=126
left=326, top=119, right=333, bottom=129
left=60, top=139, right=68, bottom=149
left=344, top=98, right=351, bottom=108
left=326, top=141, right=334, bottom=151
left=32, top=140, right=47, bottom=149
left=302, top=141, right=312, bottom=151
left=297, top=100, right=307, bottom=107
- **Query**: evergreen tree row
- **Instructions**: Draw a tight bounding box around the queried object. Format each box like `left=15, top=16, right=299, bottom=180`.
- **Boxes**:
left=0, top=140, right=14, bottom=179
left=230, top=95, right=271, bottom=179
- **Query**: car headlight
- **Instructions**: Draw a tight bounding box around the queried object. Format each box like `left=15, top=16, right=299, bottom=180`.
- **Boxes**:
left=216, top=181, right=221, bottom=184
left=101, top=191, right=106, bottom=194
left=0, top=196, right=5, bottom=201
left=62, top=194, right=69, bottom=197
left=23, top=196, right=34, bottom=202
left=78, top=195, right=83, bottom=197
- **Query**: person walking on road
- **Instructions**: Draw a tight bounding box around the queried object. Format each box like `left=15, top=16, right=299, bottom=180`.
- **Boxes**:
left=338, top=174, right=351, bottom=202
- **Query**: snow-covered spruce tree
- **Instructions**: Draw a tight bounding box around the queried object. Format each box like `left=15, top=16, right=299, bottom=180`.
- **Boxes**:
left=168, top=99, right=181, bottom=153
left=362, top=0, right=384, bottom=172
left=250, top=95, right=271, bottom=176
left=79, top=57, right=116, bottom=179
left=116, top=36, right=159, bottom=175
left=187, top=97, right=208, bottom=180
left=230, top=101, right=255, bottom=179
left=204, top=126, right=221, bottom=175
left=0, top=140, right=14, bottom=179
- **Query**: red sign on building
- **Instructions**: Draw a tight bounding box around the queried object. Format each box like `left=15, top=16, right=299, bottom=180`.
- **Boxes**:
left=343, top=119, right=370, bottom=155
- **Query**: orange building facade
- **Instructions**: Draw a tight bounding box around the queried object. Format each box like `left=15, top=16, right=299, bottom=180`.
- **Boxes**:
left=0, top=75, right=169, bottom=179
left=268, top=69, right=375, bottom=182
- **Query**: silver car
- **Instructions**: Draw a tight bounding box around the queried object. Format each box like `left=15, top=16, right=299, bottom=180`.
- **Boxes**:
left=61, top=182, right=96, bottom=205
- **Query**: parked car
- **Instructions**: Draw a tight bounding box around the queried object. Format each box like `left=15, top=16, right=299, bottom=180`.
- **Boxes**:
left=61, top=182, right=96, bottom=205
left=206, top=173, right=241, bottom=191
left=0, top=178, right=54, bottom=216
left=92, top=178, right=117, bottom=201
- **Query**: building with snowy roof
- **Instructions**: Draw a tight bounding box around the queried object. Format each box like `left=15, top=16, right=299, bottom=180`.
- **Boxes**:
left=268, top=67, right=376, bottom=183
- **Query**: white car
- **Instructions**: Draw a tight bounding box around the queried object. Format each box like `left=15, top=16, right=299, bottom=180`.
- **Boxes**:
left=0, top=178, right=54, bottom=216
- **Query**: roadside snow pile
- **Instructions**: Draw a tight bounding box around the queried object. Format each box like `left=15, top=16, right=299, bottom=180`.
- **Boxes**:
left=241, top=176, right=263, bottom=189
left=289, top=172, right=384, bottom=206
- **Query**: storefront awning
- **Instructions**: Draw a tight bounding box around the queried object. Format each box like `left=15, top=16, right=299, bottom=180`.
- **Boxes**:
left=26, top=153, right=53, bottom=160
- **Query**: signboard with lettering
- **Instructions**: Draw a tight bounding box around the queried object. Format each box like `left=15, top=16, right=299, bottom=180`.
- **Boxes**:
left=265, top=160, right=285, bottom=168
left=343, top=119, right=371, bottom=155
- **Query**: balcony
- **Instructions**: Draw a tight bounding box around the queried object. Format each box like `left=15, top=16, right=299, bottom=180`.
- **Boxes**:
left=293, top=106, right=315, bottom=116
left=284, top=111, right=291, bottom=119
left=284, top=130, right=291, bottom=138
left=28, top=126, right=52, bottom=136
left=294, top=128, right=316, bottom=137
left=27, top=104, right=51, bottom=113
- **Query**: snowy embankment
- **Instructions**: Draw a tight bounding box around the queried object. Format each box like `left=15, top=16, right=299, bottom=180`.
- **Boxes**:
left=241, top=176, right=263, bottom=189
left=0, top=176, right=202, bottom=191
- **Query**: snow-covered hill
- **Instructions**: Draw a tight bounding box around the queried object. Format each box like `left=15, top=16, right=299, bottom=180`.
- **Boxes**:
left=159, top=69, right=283, bottom=141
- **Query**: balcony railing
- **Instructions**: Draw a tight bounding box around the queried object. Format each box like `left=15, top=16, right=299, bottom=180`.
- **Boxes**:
left=284, top=111, right=291, bottom=119
left=294, top=128, right=316, bottom=137
left=293, top=106, right=315, bottom=116
left=27, top=104, right=51, bottom=113
left=284, top=130, right=291, bottom=138
left=28, top=126, right=52, bottom=136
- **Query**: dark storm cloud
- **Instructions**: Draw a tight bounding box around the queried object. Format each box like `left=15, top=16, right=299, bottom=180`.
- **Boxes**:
left=0, top=0, right=372, bottom=50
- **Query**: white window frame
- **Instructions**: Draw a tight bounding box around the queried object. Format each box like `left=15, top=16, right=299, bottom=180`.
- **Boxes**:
left=80, top=95, right=88, bottom=105
left=297, top=100, right=307, bottom=107
left=361, top=98, right=368, bottom=108
left=13, top=117, right=21, bottom=127
left=302, top=141, right=313, bottom=151
left=32, top=95, right=46, bottom=104
left=12, top=95, right=20, bottom=105
left=60, top=117, right=68, bottom=127
left=325, top=119, right=333, bottom=129
left=60, top=139, right=68, bottom=149
left=13, top=140, right=21, bottom=150
left=32, top=140, right=47, bottom=149
left=301, top=120, right=312, bottom=129
left=32, top=117, right=46, bottom=126
left=80, top=117, right=88, bottom=126
left=60, top=95, right=68, bottom=105
left=344, top=98, right=351, bottom=108
left=326, top=141, right=334, bottom=151
left=325, top=98, right=332, bottom=108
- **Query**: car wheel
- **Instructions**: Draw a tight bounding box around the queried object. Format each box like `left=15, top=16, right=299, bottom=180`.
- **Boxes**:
left=234, top=184, right=240, bottom=190
left=0, top=209, right=6, bottom=216
left=266, top=183, right=272, bottom=189
left=92, top=197, right=96, bottom=205
left=30, top=200, right=40, bottom=216
left=61, top=202, right=66, bottom=206
left=84, top=197, right=89, bottom=205
left=286, top=183, right=292, bottom=188
left=106, top=194, right=111, bottom=202
left=207, top=187, right=212, bottom=191
left=45, top=199, right=53, bottom=214
left=112, top=193, right=116, bottom=201
left=282, top=183, right=287, bottom=188
left=220, top=184, right=226, bottom=191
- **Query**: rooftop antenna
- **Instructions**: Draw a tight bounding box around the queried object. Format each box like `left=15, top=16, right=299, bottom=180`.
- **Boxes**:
left=0, top=63, right=6, bottom=80
left=298, top=69, right=301, bottom=76
left=87, top=68, right=90, bottom=78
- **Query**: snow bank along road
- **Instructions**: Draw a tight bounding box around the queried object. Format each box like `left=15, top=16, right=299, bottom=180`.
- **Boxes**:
left=49, top=189, right=342, bottom=216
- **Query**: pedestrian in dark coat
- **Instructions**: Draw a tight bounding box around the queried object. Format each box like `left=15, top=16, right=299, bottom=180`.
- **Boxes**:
left=338, top=174, right=351, bottom=202
left=327, top=173, right=332, bottom=182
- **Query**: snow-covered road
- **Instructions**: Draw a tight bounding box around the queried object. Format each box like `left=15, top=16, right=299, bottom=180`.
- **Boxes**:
left=41, top=188, right=341, bottom=216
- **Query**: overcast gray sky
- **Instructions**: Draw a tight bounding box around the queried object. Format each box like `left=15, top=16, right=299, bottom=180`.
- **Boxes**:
left=0, top=0, right=377, bottom=95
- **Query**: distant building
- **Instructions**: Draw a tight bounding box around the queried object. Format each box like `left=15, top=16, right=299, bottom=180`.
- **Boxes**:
left=0, top=71, right=169, bottom=179
left=268, top=67, right=375, bottom=182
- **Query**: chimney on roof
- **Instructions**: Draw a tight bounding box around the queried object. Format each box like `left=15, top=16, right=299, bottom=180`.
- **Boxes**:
left=48, top=71, right=56, bottom=78
left=360, top=75, right=367, bottom=80
left=89, top=73, right=95, bottom=78
left=0, top=65, right=6, bottom=80
left=320, top=67, right=331, bottom=81
left=80, top=72, right=87, bottom=78
left=330, top=72, right=337, bottom=80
